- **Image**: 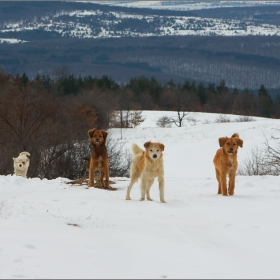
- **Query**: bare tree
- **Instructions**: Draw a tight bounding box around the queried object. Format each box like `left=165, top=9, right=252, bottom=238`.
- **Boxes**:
left=169, top=111, right=197, bottom=127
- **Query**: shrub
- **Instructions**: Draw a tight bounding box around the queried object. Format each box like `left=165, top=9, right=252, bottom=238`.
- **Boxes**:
left=215, top=114, right=231, bottom=123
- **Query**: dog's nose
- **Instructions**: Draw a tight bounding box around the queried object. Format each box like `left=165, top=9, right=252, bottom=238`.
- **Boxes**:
left=153, top=154, right=157, bottom=159
left=95, top=139, right=99, bottom=143
left=19, top=164, right=22, bottom=167
left=230, top=148, right=233, bottom=151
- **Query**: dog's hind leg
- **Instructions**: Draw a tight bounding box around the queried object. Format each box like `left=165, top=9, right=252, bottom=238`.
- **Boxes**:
left=126, top=169, right=140, bottom=200
left=146, top=179, right=155, bottom=201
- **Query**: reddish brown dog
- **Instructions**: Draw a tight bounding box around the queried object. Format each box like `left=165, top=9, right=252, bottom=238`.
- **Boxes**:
left=213, top=133, right=243, bottom=196
left=87, top=128, right=109, bottom=188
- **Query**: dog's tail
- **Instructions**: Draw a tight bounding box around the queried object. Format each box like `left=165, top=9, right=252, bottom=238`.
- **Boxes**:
left=19, top=151, right=30, bottom=157
left=231, top=133, right=239, bottom=139
left=131, top=143, right=143, bottom=156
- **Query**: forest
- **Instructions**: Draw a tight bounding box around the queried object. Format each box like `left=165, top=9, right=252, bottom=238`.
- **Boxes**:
left=0, top=70, right=279, bottom=180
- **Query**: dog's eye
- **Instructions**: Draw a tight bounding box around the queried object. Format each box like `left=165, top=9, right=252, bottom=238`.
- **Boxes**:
left=157, top=150, right=159, bottom=152
left=150, top=150, right=153, bottom=152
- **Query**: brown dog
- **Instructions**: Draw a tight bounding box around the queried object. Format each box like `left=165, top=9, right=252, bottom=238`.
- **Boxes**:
left=213, top=133, right=243, bottom=196
left=87, top=128, right=109, bottom=188
left=126, top=141, right=166, bottom=203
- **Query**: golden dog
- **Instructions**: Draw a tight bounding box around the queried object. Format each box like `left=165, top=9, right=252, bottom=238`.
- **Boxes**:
left=213, top=133, right=243, bottom=196
left=87, top=128, right=109, bottom=188
left=126, top=141, right=166, bottom=203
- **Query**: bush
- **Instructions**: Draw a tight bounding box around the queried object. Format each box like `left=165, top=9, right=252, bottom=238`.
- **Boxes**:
left=156, top=115, right=173, bottom=128
left=237, top=146, right=270, bottom=176
left=215, top=114, right=231, bottom=123
left=235, top=116, right=256, bottom=122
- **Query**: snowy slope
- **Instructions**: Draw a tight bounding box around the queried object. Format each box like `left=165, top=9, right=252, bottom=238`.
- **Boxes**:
left=1, top=111, right=280, bottom=278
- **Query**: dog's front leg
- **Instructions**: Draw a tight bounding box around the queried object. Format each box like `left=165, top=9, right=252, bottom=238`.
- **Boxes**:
left=158, top=176, right=166, bottom=203
left=88, top=160, right=95, bottom=187
left=215, top=169, right=222, bottom=194
left=220, top=173, right=228, bottom=196
left=104, top=163, right=110, bottom=188
left=99, top=169, right=105, bottom=188
left=228, top=171, right=236, bottom=196
left=146, top=179, right=155, bottom=201
left=140, top=179, right=148, bottom=201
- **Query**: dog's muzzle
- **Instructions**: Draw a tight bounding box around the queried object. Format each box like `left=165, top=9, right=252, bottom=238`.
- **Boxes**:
left=153, top=154, right=158, bottom=159
left=227, top=149, right=234, bottom=154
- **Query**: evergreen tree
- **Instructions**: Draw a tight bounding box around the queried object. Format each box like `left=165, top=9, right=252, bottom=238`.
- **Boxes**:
left=197, top=82, right=207, bottom=105
left=258, top=84, right=273, bottom=117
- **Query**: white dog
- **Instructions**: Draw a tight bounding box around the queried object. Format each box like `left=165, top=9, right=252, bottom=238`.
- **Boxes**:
left=126, top=141, right=166, bottom=203
left=13, top=152, right=30, bottom=178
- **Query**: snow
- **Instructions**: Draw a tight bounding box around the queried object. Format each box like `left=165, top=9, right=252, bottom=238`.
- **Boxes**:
left=1, top=111, right=280, bottom=279
left=0, top=38, right=27, bottom=44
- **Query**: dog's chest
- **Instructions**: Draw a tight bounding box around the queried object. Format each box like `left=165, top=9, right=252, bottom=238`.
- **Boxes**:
left=227, top=156, right=236, bottom=171
left=97, top=156, right=103, bottom=168
left=144, top=165, right=160, bottom=178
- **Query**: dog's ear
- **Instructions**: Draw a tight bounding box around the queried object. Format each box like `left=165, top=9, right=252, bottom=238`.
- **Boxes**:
left=159, top=143, right=165, bottom=151
left=236, top=138, right=243, bottom=148
left=144, top=141, right=151, bottom=148
left=218, top=137, right=227, bottom=147
left=102, top=130, right=108, bottom=139
left=88, top=128, right=96, bottom=138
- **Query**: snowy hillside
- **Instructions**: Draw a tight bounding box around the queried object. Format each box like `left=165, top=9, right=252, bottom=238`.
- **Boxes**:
left=1, top=111, right=280, bottom=278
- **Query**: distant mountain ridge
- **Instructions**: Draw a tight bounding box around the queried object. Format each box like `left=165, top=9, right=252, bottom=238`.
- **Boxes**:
left=0, top=1, right=280, bottom=91
left=1, top=1, right=280, bottom=43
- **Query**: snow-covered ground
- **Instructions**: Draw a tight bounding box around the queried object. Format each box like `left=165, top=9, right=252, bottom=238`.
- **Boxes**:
left=1, top=111, right=280, bottom=279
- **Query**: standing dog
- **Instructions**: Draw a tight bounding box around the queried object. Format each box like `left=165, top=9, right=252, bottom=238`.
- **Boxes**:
left=87, top=128, right=109, bottom=188
left=213, top=133, right=243, bottom=196
left=126, top=141, right=166, bottom=203
left=13, top=151, right=30, bottom=178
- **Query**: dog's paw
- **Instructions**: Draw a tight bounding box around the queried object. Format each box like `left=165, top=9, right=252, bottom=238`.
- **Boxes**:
left=147, top=198, right=153, bottom=201
left=126, top=197, right=131, bottom=200
left=140, top=198, right=145, bottom=201
left=161, top=200, right=167, bottom=203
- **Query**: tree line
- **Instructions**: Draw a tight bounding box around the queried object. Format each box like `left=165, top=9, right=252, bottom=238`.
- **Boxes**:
left=0, top=70, right=279, bottom=179
left=34, top=69, right=279, bottom=118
